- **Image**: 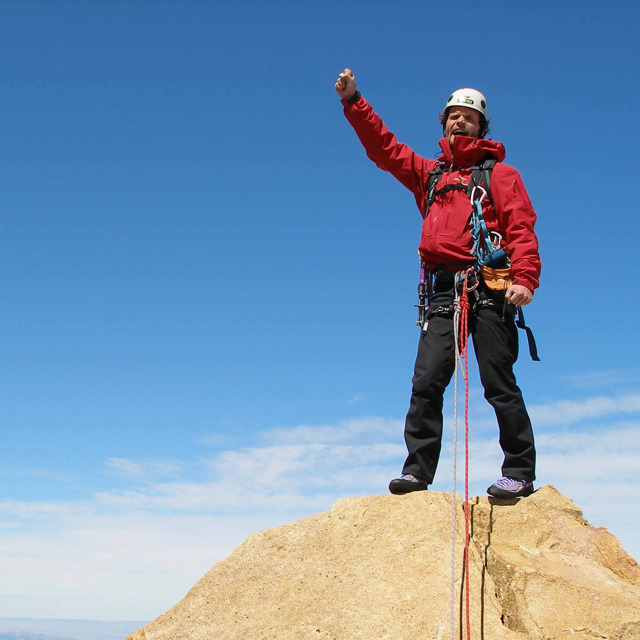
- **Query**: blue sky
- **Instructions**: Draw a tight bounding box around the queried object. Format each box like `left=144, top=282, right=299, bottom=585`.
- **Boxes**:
left=0, top=0, right=639, bottom=625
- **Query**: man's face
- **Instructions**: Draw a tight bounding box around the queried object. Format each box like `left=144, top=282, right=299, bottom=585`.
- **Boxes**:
left=444, top=107, right=483, bottom=145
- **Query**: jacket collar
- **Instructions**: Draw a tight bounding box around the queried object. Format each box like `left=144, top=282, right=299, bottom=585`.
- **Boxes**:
left=438, top=136, right=506, bottom=168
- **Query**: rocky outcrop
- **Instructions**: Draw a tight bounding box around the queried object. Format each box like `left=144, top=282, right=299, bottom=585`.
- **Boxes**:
left=126, top=486, right=640, bottom=640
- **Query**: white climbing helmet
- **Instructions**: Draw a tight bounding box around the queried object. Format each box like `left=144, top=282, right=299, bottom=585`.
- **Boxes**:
left=444, top=88, right=489, bottom=120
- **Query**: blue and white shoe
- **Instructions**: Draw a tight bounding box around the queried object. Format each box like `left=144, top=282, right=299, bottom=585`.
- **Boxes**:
left=487, top=477, right=534, bottom=498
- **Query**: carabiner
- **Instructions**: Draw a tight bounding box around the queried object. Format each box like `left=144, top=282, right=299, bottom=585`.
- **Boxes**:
left=469, top=185, right=487, bottom=205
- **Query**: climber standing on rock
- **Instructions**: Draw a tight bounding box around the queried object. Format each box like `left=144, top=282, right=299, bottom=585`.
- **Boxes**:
left=335, top=69, right=541, bottom=498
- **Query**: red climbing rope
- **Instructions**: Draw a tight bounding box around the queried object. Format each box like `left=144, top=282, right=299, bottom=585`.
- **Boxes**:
left=451, top=270, right=474, bottom=640
left=460, top=284, right=472, bottom=640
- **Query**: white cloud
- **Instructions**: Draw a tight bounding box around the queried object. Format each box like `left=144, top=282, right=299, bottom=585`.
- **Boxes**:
left=0, top=466, right=71, bottom=482
left=0, top=499, right=84, bottom=518
left=529, top=393, right=640, bottom=427
left=560, top=369, right=640, bottom=390
left=1, top=389, right=639, bottom=621
left=0, top=510, right=286, bottom=620
left=265, top=416, right=402, bottom=445
left=95, top=443, right=405, bottom=513
left=104, top=457, right=182, bottom=480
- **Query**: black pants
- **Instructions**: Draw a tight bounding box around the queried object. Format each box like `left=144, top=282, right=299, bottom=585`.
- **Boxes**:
left=402, top=273, right=536, bottom=484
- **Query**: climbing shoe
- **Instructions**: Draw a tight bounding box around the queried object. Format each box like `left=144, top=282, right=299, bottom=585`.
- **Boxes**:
left=487, top=477, right=534, bottom=498
left=389, top=474, right=428, bottom=495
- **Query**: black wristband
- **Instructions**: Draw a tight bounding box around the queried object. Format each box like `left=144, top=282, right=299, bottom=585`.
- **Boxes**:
left=345, top=91, right=361, bottom=105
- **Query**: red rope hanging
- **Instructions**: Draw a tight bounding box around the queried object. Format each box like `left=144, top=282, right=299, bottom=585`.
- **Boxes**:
left=452, top=270, right=473, bottom=640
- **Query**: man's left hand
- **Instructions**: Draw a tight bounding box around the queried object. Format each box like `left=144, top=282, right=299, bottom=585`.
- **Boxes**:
left=505, top=284, right=533, bottom=306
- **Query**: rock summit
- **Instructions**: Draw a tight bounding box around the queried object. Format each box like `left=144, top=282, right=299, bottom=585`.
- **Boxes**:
left=126, top=486, right=640, bottom=639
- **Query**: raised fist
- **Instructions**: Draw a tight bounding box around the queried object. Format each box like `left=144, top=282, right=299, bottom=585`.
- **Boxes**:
left=335, top=68, right=357, bottom=100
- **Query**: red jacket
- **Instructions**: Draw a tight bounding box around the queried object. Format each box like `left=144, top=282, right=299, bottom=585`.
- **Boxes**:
left=343, top=95, right=541, bottom=291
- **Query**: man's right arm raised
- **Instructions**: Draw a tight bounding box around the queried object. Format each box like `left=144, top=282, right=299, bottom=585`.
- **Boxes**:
left=335, top=68, right=429, bottom=199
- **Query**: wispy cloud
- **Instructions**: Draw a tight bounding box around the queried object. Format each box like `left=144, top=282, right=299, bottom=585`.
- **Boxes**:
left=0, top=499, right=84, bottom=519
left=265, top=416, right=402, bottom=445
left=560, top=369, right=640, bottom=390
left=0, top=508, right=281, bottom=620
left=95, top=442, right=404, bottom=512
left=1, top=388, right=639, bottom=621
left=0, top=466, right=71, bottom=482
left=529, top=393, right=640, bottom=427
left=105, top=457, right=182, bottom=480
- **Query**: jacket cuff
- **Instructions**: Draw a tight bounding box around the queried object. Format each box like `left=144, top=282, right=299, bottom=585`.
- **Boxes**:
left=342, top=91, right=361, bottom=106
left=511, top=277, right=536, bottom=292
